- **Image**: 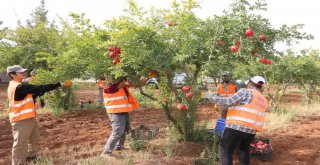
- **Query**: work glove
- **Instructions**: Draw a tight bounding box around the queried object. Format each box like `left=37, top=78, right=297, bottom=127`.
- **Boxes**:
left=214, top=104, right=219, bottom=111
left=61, top=80, right=73, bottom=87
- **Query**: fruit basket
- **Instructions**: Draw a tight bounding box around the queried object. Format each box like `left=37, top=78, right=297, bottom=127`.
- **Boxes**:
left=250, top=139, right=273, bottom=161
left=131, top=124, right=159, bottom=140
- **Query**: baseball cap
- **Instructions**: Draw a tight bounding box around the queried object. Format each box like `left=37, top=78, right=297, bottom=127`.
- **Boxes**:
left=250, top=76, right=266, bottom=86
left=7, top=65, right=27, bottom=74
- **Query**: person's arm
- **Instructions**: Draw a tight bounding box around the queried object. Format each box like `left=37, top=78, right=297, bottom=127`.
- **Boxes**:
left=216, top=83, right=220, bottom=96
left=117, top=76, right=149, bottom=88
left=234, top=83, right=238, bottom=92
left=117, top=81, right=130, bottom=88
left=207, top=88, right=246, bottom=106
left=15, top=83, right=61, bottom=101
left=216, top=85, right=220, bottom=96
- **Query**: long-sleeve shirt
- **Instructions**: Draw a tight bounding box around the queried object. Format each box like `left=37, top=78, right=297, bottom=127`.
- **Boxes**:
left=208, top=88, right=256, bottom=134
left=14, top=83, right=61, bottom=101
left=210, top=88, right=253, bottom=106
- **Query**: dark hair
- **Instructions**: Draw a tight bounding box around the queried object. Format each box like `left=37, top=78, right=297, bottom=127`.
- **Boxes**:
left=8, top=72, right=16, bottom=79
left=100, top=76, right=105, bottom=80
left=249, top=81, right=263, bottom=89
left=253, top=83, right=263, bottom=89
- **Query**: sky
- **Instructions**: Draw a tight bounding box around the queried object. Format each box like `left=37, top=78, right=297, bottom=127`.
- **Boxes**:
left=0, top=0, right=319, bottom=52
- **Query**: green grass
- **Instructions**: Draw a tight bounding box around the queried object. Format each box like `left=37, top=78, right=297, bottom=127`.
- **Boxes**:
left=73, top=82, right=97, bottom=90
left=33, top=142, right=153, bottom=165
left=263, top=103, right=320, bottom=132
left=130, top=87, right=161, bottom=108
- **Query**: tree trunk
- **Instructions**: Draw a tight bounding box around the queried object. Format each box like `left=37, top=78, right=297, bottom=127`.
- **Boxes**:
left=310, top=84, right=320, bottom=102
left=267, top=83, right=288, bottom=111
left=162, top=104, right=185, bottom=136
left=302, top=84, right=312, bottom=104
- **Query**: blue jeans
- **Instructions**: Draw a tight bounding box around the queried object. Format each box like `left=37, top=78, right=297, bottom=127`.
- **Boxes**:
left=219, top=127, right=255, bottom=165
left=103, top=113, right=131, bottom=154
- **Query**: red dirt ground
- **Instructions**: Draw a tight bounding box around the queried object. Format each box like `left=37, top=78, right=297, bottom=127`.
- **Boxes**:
left=1, top=83, right=320, bottom=165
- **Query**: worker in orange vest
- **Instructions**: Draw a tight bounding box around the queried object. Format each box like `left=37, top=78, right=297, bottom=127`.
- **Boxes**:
left=101, top=75, right=148, bottom=157
left=97, top=76, right=106, bottom=109
left=216, top=71, right=237, bottom=119
left=205, top=76, right=268, bottom=165
left=6, top=65, right=62, bottom=165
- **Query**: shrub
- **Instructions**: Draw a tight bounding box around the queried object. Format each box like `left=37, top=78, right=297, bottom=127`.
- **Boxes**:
left=44, top=86, right=76, bottom=115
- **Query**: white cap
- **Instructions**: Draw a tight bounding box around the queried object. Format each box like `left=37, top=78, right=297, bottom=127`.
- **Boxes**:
left=244, top=80, right=249, bottom=85
left=250, top=76, right=266, bottom=86
left=7, top=65, right=27, bottom=74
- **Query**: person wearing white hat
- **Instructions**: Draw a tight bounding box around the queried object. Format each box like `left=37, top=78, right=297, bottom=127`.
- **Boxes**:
left=205, top=76, right=268, bottom=165
left=6, top=65, right=62, bottom=165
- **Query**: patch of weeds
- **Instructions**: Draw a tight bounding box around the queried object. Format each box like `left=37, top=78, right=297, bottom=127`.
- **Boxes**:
left=189, top=121, right=213, bottom=143
left=165, top=126, right=176, bottom=157
left=123, top=154, right=133, bottom=165
left=131, top=88, right=161, bottom=108
left=194, top=135, right=220, bottom=165
left=129, top=138, right=149, bottom=151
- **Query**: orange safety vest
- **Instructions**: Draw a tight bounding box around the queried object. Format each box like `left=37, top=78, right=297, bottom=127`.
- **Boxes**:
left=97, top=80, right=106, bottom=89
left=217, top=83, right=236, bottom=97
left=103, top=87, right=139, bottom=113
left=7, top=81, right=36, bottom=123
left=226, top=89, right=268, bottom=132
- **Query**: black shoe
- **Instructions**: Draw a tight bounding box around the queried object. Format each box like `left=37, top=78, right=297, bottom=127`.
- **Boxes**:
left=26, top=156, right=38, bottom=163
left=114, top=147, right=128, bottom=151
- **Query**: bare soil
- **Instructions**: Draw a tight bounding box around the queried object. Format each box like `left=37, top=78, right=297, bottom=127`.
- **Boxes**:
left=1, top=83, right=320, bottom=164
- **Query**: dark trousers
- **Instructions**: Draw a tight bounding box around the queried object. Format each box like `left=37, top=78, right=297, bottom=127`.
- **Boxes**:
left=219, top=127, right=255, bottom=165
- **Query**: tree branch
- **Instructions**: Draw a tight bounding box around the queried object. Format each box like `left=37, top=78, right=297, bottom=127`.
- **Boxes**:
left=138, top=87, right=157, bottom=101
left=166, top=73, right=181, bottom=103
left=162, top=103, right=184, bottom=135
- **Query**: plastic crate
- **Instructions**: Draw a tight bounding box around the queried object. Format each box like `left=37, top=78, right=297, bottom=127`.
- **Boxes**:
left=131, top=124, right=159, bottom=140
left=250, top=139, right=273, bottom=161
left=214, top=118, right=226, bottom=135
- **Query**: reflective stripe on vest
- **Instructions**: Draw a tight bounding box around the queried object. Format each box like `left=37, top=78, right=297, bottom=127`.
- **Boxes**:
left=105, top=104, right=131, bottom=109
left=9, top=108, right=35, bottom=119
left=104, top=96, right=128, bottom=101
left=9, top=97, right=34, bottom=108
left=226, top=89, right=267, bottom=132
left=226, top=116, right=264, bottom=127
left=103, top=88, right=135, bottom=113
left=228, top=106, right=265, bottom=117
left=218, top=83, right=236, bottom=97
left=7, top=81, right=36, bottom=122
